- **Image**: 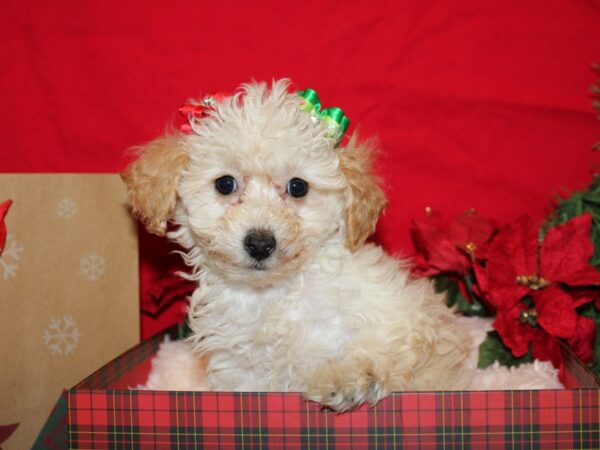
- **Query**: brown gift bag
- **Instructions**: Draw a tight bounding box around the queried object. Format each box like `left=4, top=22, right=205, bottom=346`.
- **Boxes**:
left=0, top=174, right=139, bottom=450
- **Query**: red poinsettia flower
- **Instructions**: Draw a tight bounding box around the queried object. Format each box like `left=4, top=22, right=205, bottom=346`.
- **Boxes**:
left=493, top=286, right=595, bottom=360
left=0, top=200, right=12, bottom=256
left=476, top=213, right=600, bottom=364
left=566, top=314, right=597, bottom=364
left=493, top=300, right=540, bottom=357
left=411, top=209, right=495, bottom=276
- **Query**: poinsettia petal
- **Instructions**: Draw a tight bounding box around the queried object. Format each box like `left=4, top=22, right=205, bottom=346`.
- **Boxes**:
left=534, top=287, right=577, bottom=338
left=554, top=266, right=600, bottom=287
left=0, top=199, right=12, bottom=255
left=531, top=333, right=564, bottom=375
left=411, top=212, right=470, bottom=273
left=410, top=214, right=441, bottom=259
left=449, top=210, right=496, bottom=250
left=485, top=215, right=539, bottom=276
left=411, top=252, right=431, bottom=275
left=541, top=213, right=600, bottom=286
left=0, top=423, right=19, bottom=445
left=431, top=240, right=471, bottom=273
left=0, top=200, right=10, bottom=217
left=477, top=215, right=538, bottom=308
left=570, top=289, right=598, bottom=308
left=481, top=261, right=530, bottom=309
left=473, top=262, right=489, bottom=297
left=566, top=315, right=596, bottom=364
left=493, top=303, right=537, bottom=357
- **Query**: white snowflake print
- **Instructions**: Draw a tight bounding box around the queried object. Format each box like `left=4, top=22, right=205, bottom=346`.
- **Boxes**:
left=0, top=235, right=23, bottom=280
left=80, top=252, right=107, bottom=282
left=57, top=197, right=77, bottom=218
left=43, top=316, right=81, bottom=355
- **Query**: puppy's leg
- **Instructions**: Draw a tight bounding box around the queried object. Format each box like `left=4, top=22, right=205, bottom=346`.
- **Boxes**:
left=304, top=355, right=402, bottom=412
left=304, top=320, right=471, bottom=411
left=304, top=331, right=418, bottom=411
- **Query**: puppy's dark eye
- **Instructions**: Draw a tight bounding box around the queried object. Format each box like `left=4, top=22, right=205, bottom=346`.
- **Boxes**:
left=287, top=178, right=309, bottom=198
left=215, top=175, right=237, bottom=195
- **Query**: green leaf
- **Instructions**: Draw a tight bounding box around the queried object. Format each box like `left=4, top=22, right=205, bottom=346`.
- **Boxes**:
left=547, top=175, right=600, bottom=271
left=432, top=274, right=487, bottom=316
left=433, top=275, right=462, bottom=307
left=478, top=331, right=533, bottom=369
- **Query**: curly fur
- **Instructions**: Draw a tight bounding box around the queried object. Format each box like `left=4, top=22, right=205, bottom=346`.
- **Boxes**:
left=339, top=136, right=388, bottom=251
left=143, top=316, right=562, bottom=397
left=121, top=134, right=188, bottom=236
left=123, top=79, right=560, bottom=411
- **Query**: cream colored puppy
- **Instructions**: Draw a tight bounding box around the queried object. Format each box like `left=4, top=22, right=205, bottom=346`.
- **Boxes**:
left=123, top=80, right=473, bottom=411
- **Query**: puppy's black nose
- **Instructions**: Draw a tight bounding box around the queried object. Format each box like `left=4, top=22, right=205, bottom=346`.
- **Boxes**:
left=244, top=229, right=277, bottom=261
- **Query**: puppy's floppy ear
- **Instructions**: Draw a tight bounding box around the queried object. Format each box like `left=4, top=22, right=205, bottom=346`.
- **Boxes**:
left=339, top=133, right=388, bottom=251
left=121, top=134, right=188, bottom=236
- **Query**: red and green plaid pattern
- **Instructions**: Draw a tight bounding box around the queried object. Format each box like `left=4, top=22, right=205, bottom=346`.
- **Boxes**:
left=75, top=325, right=185, bottom=390
left=63, top=324, right=600, bottom=449
left=32, top=391, right=68, bottom=449
left=68, top=389, right=600, bottom=449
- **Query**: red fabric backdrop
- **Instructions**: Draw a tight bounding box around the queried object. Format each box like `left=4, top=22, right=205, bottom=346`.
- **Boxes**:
left=2, top=1, right=599, bottom=338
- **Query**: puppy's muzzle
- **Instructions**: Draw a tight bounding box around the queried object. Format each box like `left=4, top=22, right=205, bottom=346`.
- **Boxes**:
left=244, top=229, right=277, bottom=261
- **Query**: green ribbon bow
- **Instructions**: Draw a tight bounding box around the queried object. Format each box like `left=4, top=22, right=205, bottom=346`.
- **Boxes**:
left=298, top=88, right=350, bottom=143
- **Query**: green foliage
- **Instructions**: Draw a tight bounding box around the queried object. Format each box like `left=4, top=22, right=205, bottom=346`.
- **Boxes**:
left=547, top=176, right=600, bottom=269
left=433, top=274, right=487, bottom=317
left=478, top=331, right=533, bottom=369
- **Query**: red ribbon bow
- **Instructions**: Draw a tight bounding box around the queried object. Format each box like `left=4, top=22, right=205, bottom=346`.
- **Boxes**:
left=179, top=92, right=230, bottom=134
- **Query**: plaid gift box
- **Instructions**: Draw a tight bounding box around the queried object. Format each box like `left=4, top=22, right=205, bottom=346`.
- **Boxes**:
left=49, top=324, right=600, bottom=449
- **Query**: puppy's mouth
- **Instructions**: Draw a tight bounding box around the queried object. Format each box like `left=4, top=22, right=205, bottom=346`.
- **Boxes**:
left=249, top=261, right=269, bottom=271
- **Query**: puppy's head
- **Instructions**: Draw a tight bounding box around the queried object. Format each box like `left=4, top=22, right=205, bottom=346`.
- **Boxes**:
left=122, top=80, right=387, bottom=286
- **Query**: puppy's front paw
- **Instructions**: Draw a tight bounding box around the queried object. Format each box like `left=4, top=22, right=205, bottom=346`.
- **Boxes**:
left=304, top=358, right=388, bottom=412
